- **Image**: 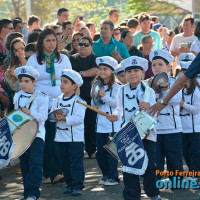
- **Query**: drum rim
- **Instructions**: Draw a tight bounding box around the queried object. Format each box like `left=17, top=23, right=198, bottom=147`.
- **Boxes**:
left=11, top=119, right=39, bottom=160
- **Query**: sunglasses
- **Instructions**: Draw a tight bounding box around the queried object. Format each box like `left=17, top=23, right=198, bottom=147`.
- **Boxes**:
left=78, top=43, right=90, bottom=47
left=114, top=32, right=121, bottom=35
left=56, top=32, right=63, bottom=36
left=14, top=47, right=25, bottom=53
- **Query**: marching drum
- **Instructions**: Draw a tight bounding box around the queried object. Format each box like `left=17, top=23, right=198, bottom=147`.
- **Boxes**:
left=6, top=109, right=38, bottom=160
left=104, top=111, right=157, bottom=160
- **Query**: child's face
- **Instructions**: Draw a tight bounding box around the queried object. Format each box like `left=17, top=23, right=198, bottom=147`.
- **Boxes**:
left=99, top=65, right=113, bottom=81
left=61, top=76, right=77, bottom=96
left=19, top=77, right=36, bottom=93
left=117, top=72, right=127, bottom=84
left=152, top=59, right=170, bottom=75
left=125, top=69, right=144, bottom=86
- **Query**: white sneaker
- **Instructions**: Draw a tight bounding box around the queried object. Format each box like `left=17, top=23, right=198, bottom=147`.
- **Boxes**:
left=151, top=195, right=162, bottom=200
left=99, top=177, right=108, bottom=185
left=104, top=178, right=119, bottom=186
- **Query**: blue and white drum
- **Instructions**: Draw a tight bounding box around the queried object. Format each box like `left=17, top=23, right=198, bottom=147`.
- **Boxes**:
left=6, top=109, right=38, bottom=160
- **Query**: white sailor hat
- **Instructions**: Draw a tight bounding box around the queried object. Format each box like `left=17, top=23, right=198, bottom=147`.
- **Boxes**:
left=121, top=56, right=148, bottom=72
left=61, top=69, right=83, bottom=87
left=180, top=61, right=192, bottom=71
left=15, top=66, right=39, bottom=80
left=179, top=53, right=195, bottom=62
left=150, top=49, right=174, bottom=65
left=96, top=56, right=118, bottom=71
left=115, top=64, right=124, bottom=75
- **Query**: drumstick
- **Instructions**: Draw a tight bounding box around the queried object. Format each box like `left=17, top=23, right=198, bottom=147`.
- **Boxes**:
left=76, top=100, right=110, bottom=118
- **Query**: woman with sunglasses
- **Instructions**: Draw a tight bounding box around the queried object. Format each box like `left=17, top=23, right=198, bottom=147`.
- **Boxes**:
left=113, top=27, right=121, bottom=41
left=5, top=37, right=26, bottom=92
left=68, top=32, right=83, bottom=56
left=70, top=36, right=98, bottom=159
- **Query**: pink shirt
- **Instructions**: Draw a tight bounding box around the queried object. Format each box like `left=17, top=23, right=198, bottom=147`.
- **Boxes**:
left=0, top=37, right=7, bottom=55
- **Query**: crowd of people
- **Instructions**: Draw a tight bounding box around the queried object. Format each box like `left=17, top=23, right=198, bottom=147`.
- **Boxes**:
left=0, top=7, right=200, bottom=200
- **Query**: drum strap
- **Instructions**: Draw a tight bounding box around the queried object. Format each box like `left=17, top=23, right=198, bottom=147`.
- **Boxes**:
left=18, top=92, right=36, bottom=110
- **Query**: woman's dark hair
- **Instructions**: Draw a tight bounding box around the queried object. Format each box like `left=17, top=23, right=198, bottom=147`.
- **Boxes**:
left=194, top=21, right=200, bottom=37
left=25, top=43, right=36, bottom=53
left=27, top=31, right=40, bottom=44
left=5, top=32, right=23, bottom=50
left=186, top=78, right=200, bottom=95
left=121, top=30, right=131, bottom=41
left=79, top=36, right=93, bottom=46
left=10, top=37, right=25, bottom=68
left=92, top=73, right=115, bottom=91
left=93, top=33, right=100, bottom=42
left=70, top=32, right=83, bottom=55
left=36, top=28, right=60, bottom=65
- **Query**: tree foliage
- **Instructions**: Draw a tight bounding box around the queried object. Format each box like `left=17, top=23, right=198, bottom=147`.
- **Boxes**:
left=128, top=0, right=176, bottom=15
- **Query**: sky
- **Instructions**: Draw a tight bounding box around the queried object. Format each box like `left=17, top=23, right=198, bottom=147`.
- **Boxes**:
left=169, top=0, right=192, bottom=11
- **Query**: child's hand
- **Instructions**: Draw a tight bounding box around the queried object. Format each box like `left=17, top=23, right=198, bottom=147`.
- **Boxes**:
left=139, top=102, right=150, bottom=112
left=159, top=82, right=169, bottom=91
left=55, top=114, right=66, bottom=121
left=22, top=107, right=31, bottom=115
left=98, top=88, right=105, bottom=97
left=180, top=99, right=184, bottom=107
left=107, top=114, right=118, bottom=122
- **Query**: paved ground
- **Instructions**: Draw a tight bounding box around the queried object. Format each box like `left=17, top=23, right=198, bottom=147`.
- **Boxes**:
left=0, top=156, right=200, bottom=200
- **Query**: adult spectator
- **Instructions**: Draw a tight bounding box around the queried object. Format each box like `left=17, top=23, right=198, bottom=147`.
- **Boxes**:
left=79, top=27, right=91, bottom=37
left=127, top=18, right=139, bottom=34
left=141, top=35, right=154, bottom=79
left=0, top=19, right=13, bottom=55
left=190, top=21, right=200, bottom=56
left=86, top=22, right=96, bottom=40
left=62, top=21, right=74, bottom=38
left=27, top=31, right=40, bottom=44
left=121, top=30, right=143, bottom=57
left=4, top=37, right=26, bottom=113
left=70, top=36, right=98, bottom=158
left=13, top=19, right=23, bottom=33
left=74, top=21, right=86, bottom=32
left=133, top=12, right=162, bottom=50
left=163, top=30, right=175, bottom=51
left=27, top=28, right=72, bottom=184
left=113, top=27, right=121, bottom=41
left=93, top=19, right=130, bottom=61
left=170, top=15, right=196, bottom=64
left=4, top=32, right=23, bottom=69
left=56, top=8, right=69, bottom=25
left=68, top=32, right=83, bottom=56
left=109, top=9, right=119, bottom=24
left=28, top=15, right=41, bottom=32
left=51, top=25, right=63, bottom=42
left=25, top=43, right=36, bottom=60
left=5, top=37, right=26, bottom=92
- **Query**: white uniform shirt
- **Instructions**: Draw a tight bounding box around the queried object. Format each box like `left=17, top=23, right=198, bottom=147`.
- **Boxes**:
left=114, top=82, right=157, bottom=142
left=156, top=77, right=182, bottom=134
left=51, top=94, right=86, bottom=142
left=91, top=82, right=122, bottom=133
left=180, top=86, right=200, bottom=133
left=14, top=90, right=49, bottom=141
left=27, top=54, right=72, bottom=108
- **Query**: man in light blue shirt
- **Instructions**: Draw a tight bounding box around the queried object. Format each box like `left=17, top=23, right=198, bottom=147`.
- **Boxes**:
left=93, top=19, right=130, bottom=62
left=134, top=12, right=162, bottom=50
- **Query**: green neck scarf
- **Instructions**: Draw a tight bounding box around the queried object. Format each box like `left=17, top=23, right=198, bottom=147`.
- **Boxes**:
left=44, top=52, right=56, bottom=86
left=198, top=37, right=200, bottom=41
